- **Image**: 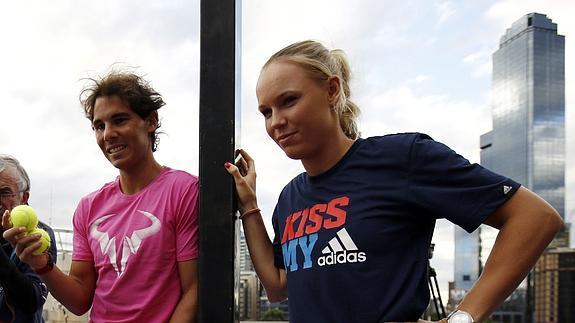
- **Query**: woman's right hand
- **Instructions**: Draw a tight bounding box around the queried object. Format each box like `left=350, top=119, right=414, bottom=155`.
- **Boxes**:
left=225, top=149, right=258, bottom=214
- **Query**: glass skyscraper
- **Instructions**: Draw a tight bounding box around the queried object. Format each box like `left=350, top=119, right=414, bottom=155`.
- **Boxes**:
left=481, top=12, right=564, bottom=216
left=453, top=13, right=565, bottom=301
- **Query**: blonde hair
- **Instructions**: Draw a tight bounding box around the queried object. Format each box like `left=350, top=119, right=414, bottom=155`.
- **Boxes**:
left=263, top=40, right=360, bottom=139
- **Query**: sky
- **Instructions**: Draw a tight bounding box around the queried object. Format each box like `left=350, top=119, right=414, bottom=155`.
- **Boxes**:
left=0, top=0, right=573, bottom=301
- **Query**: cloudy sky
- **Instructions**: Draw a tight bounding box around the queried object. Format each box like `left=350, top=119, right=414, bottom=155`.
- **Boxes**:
left=1, top=0, right=573, bottom=298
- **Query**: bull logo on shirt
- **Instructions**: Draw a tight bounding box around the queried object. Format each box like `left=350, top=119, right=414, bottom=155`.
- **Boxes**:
left=90, top=210, right=161, bottom=276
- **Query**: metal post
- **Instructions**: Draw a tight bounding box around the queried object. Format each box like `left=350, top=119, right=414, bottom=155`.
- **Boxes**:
left=198, top=0, right=240, bottom=321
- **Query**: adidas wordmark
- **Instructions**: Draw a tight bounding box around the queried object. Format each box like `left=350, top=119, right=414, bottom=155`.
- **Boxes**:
left=317, top=228, right=367, bottom=266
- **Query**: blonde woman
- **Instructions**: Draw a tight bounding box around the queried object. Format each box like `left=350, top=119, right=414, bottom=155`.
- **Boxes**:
left=226, top=40, right=563, bottom=323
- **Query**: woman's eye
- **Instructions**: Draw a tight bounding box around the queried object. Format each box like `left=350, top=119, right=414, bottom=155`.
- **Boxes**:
left=283, top=96, right=298, bottom=106
left=260, top=109, right=272, bottom=119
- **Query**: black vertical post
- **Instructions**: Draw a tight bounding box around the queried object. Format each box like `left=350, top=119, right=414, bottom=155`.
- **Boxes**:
left=199, top=0, right=239, bottom=322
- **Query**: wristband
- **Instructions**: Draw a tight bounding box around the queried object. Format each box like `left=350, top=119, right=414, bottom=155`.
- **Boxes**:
left=34, top=252, right=54, bottom=275
left=239, top=208, right=260, bottom=220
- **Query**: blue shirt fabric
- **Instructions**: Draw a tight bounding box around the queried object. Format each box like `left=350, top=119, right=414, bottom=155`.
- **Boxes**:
left=271, top=133, right=520, bottom=323
left=0, top=221, right=57, bottom=323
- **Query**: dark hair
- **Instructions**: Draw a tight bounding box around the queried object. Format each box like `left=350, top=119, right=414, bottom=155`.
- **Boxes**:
left=80, top=71, right=165, bottom=152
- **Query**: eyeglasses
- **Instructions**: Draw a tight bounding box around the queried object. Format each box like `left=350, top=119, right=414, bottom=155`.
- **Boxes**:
left=0, top=191, right=23, bottom=200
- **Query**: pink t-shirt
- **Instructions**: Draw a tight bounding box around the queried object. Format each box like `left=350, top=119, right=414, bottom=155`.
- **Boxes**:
left=72, top=167, right=198, bottom=323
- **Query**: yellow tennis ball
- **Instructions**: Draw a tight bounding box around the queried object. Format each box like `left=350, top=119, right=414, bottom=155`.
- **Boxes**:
left=10, top=205, right=38, bottom=232
left=30, top=228, right=51, bottom=256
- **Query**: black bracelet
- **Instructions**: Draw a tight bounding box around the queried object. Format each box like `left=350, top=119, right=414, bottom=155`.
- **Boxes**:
left=34, top=253, right=54, bottom=275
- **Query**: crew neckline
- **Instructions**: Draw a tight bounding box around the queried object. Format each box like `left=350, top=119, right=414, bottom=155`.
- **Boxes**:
left=306, top=138, right=364, bottom=182
left=115, top=166, right=170, bottom=198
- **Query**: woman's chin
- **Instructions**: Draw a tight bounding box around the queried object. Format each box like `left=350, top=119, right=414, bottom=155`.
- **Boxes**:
left=282, top=148, right=305, bottom=161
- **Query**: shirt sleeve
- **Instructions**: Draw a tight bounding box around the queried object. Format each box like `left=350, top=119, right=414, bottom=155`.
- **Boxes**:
left=0, top=246, right=48, bottom=313
left=407, top=133, right=520, bottom=233
left=175, top=177, right=199, bottom=261
left=72, top=198, right=94, bottom=261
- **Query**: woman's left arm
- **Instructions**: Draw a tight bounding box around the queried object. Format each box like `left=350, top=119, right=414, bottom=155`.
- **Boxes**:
left=455, top=186, right=564, bottom=322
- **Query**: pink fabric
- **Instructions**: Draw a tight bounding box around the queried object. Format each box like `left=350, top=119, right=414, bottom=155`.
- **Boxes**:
left=72, top=167, right=198, bottom=323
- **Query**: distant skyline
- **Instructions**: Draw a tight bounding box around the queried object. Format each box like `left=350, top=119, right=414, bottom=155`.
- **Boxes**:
left=455, top=12, right=566, bottom=307
left=0, top=0, right=573, bottom=298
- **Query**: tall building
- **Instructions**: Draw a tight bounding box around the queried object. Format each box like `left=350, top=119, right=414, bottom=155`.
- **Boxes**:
left=239, top=230, right=254, bottom=272
left=480, top=12, right=565, bottom=220
left=480, top=12, right=566, bottom=304
left=237, top=230, right=260, bottom=320
left=453, top=12, right=565, bottom=320
left=482, top=12, right=565, bottom=322
left=239, top=271, right=261, bottom=321
left=452, top=229, right=480, bottom=296
left=534, top=248, right=575, bottom=323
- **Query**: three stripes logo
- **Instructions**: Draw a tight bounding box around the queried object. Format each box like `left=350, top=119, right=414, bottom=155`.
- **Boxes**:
left=317, top=228, right=366, bottom=267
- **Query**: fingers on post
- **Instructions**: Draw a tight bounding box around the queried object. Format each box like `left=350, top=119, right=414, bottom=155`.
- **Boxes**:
left=237, top=149, right=256, bottom=176
left=238, top=149, right=254, bottom=164
left=225, top=162, right=243, bottom=181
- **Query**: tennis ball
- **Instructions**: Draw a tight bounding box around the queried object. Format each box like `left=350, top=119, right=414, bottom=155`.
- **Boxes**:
left=30, top=228, right=51, bottom=256
left=10, top=205, right=38, bottom=232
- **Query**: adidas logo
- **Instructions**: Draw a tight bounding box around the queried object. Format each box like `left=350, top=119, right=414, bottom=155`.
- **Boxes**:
left=317, top=228, right=366, bottom=267
left=503, top=185, right=512, bottom=194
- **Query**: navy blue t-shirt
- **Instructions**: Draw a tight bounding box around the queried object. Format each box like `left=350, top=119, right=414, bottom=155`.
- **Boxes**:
left=0, top=221, right=57, bottom=323
left=271, top=133, right=519, bottom=323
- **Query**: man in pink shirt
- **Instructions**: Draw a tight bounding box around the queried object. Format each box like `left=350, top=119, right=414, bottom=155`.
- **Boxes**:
left=4, top=71, right=198, bottom=322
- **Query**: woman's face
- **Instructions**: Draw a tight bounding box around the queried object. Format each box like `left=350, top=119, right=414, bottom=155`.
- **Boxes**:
left=256, top=61, right=340, bottom=161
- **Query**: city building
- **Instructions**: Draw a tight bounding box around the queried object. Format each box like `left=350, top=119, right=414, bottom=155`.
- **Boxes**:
left=452, top=229, right=480, bottom=298
left=534, top=248, right=575, bottom=323
left=239, top=229, right=254, bottom=272
left=480, top=11, right=566, bottom=252
left=452, top=12, right=565, bottom=321
left=239, top=271, right=261, bottom=321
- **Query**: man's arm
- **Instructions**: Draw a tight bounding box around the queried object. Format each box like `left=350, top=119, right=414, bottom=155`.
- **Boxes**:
left=40, top=260, right=97, bottom=315
left=0, top=247, right=46, bottom=313
left=169, top=259, right=197, bottom=323
left=455, top=186, right=564, bottom=322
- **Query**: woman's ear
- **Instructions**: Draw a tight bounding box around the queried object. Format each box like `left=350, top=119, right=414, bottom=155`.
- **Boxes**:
left=327, top=75, right=341, bottom=107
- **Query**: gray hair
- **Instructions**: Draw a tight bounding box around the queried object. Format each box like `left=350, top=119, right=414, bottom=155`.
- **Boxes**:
left=0, top=154, right=31, bottom=195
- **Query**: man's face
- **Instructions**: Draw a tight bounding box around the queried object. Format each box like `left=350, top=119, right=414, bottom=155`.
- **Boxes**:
left=92, top=95, right=156, bottom=171
left=0, top=166, right=26, bottom=216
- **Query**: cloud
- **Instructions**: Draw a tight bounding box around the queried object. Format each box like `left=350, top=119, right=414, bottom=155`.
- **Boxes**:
left=437, top=1, right=457, bottom=25
left=462, top=49, right=493, bottom=78
left=414, top=74, right=432, bottom=83
left=360, top=84, right=491, bottom=162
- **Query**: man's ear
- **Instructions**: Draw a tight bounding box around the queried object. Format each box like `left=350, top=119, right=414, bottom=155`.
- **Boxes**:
left=147, top=111, right=159, bottom=131
left=20, top=191, right=30, bottom=205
